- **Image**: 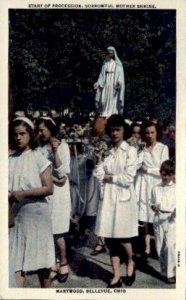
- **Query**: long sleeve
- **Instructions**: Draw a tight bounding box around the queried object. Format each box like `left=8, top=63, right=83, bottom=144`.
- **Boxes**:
left=112, top=147, right=137, bottom=187
left=146, top=145, right=169, bottom=176
left=93, top=162, right=105, bottom=183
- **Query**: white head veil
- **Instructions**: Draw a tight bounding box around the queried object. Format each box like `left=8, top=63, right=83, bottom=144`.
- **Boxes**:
left=107, top=46, right=122, bottom=66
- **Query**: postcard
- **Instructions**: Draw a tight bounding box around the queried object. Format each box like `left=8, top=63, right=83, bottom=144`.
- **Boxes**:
left=0, top=0, right=185, bottom=299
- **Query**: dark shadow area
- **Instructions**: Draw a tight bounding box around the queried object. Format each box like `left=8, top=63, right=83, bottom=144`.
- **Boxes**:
left=68, top=249, right=112, bottom=285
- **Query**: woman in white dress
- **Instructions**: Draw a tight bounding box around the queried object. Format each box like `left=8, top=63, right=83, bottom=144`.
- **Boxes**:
left=37, top=117, right=71, bottom=283
left=135, top=121, right=169, bottom=259
left=93, top=114, right=138, bottom=288
left=9, top=117, right=55, bottom=288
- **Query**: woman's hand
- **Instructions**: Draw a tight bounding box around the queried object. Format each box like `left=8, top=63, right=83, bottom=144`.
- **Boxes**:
left=51, top=138, right=61, bottom=153
left=151, top=205, right=159, bottom=212
left=116, top=81, right=121, bottom=89
left=93, top=82, right=98, bottom=90
left=103, top=175, right=113, bottom=183
left=10, top=191, right=25, bottom=203
left=58, top=177, right=67, bottom=186
left=54, top=176, right=67, bottom=186
left=94, top=149, right=102, bottom=164
left=8, top=192, right=15, bottom=204
left=141, top=163, right=148, bottom=173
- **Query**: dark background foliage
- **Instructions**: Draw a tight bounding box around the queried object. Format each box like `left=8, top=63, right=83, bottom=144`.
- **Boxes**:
left=9, top=9, right=176, bottom=121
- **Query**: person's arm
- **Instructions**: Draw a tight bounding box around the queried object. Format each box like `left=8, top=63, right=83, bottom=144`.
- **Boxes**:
left=53, top=142, right=70, bottom=179
left=111, top=147, right=137, bottom=187
left=9, top=166, right=53, bottom=203
left=53, top=176, right=67, bottom=186
left=142, top=145, right=169, bottom=176
left=51, top=138, right=62, bottom=169
left=93, top=149, right=105, bottom=182
left=95, top=64, right=105, bottom=89
left=150, top=187, right=159, bottom=212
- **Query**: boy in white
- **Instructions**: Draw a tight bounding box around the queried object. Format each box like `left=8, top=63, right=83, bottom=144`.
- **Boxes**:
left=151, top=160, right=176, bottom=284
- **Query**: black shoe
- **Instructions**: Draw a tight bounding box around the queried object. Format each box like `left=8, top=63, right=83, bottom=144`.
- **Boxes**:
left=167, top=276, right=176, bottom=284
left=57, top=263, right=69, bottom=283
left=58, top=273, right=69, bottom=283
left=107, top=278, right=122, bottom=288
left=90, top=245, right=106, bottom=256
left=125, top=271, right=136, bottom=286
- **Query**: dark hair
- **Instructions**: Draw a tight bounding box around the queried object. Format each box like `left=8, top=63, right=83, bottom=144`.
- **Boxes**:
left=9, top=120, right=38, bottom=150
left=105, top=114, right=131, bottom=140
left=141, top=120, right=162, bottom=142
left=36, top=118, right=58, bottom=137
left=160, top=160, right=175, bottom=175
left=131, top=122, right=141, bottom=132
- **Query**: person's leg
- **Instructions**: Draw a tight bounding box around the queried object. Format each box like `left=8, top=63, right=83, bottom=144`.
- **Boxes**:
left=15, top=270, right=25, bottom=288
left=110, top=255, right=121, bottom=284
left=105, top=238, right=122, bottom=287
left=94, top=236, right=105, bottom=250
left=90, top=236, right=106, bottom=255
left=121, top=241, right=135, bottom=276
left=56, top=235, right=69, bottom=282
left=38, top=268, right=51, bottom=288
left=144, top=223, right=151, bottom=255
left=166, top=223, right=176, bottom=282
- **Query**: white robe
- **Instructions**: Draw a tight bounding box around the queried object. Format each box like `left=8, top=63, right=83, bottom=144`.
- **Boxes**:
left=95, top=58, right=125, bottom=117
left=38, top=142, right=71, bottom=234
left=135, top=142, right=169, bottom=223
left=151, top=182, right=176, bottom=278
left=94, top=141, right=138, bottom=238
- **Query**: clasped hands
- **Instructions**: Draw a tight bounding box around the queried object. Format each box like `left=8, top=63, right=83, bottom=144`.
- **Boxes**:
left=51, top=138, right=61, bottom=153
left=9, top=191, right=25, bottom=203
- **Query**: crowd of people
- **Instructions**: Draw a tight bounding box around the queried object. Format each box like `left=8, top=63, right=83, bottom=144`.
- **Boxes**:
left=8, top=109, right=176, bottom=288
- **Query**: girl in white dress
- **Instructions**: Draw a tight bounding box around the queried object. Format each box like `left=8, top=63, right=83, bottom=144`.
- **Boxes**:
left=135, top=121, right=169, bottom=259
left=37, top=117, right=71, bottom=283
left=93, top=115, right=138, bottom=288
left=9, top=117, right=55, bottom=288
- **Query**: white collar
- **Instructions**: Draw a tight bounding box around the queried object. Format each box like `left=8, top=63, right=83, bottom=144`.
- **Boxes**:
left=110, top=141, right=129, bottom=154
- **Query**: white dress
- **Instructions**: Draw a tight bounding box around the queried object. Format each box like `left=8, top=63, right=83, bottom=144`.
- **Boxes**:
left=38, top=142, right=71, bottom=234
left=9, top=150, right=55, bottom=272
left=135, top=142, right=169, bottom=223
left=94, top=141, right=138, bottom=238
left=151, top=182, right=176, bottom=278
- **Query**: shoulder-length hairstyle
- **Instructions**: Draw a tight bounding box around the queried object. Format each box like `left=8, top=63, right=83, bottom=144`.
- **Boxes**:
left=105, top=114, right=131, bottom=140
left=36, top=118, right=58, bottom=137
left=9, top=119, right=38, bottom=150
left=140, top=120, right=162, bottom=142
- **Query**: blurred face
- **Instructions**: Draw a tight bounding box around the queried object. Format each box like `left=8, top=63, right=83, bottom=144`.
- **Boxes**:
left=50, top=110, right=57, bottom=118
left=110, top=126, right=124, bottom=144
left=145, top=125, right=157, bottom=144
left=160, top=171, right=174, bottom=185
left=13, top=125, right=30, bottom=151
left=38, top=122, right=51, bottom=142
left=106, top=49, right=114, bottom=61
left=169, top=127, right=175, bottom=139
left=132, top=126, right=141, bottom=139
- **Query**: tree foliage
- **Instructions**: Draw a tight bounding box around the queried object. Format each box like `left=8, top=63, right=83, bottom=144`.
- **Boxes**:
left=9, top=9, right=176, bottom=121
